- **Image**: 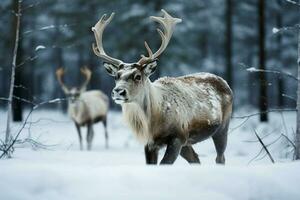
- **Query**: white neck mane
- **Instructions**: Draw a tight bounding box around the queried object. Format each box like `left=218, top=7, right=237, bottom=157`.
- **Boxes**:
left=122, top=79, right=160, bottom=143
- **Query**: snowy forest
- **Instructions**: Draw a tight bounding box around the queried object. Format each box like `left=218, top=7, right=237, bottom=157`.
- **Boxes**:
left=0, top=0, right=300, bottom=199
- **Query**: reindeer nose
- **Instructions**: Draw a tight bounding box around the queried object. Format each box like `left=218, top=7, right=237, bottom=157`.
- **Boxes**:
left=113, top=88, right=127, bottom=97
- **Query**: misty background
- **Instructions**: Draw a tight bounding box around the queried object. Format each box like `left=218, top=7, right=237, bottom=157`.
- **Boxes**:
left=0, top=0, right=298, bottom=120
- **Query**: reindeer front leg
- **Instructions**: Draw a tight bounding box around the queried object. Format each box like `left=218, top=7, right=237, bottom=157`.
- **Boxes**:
left=144, top=144, right=158, bottom=164
left=160, top=137, right=183, bottom=164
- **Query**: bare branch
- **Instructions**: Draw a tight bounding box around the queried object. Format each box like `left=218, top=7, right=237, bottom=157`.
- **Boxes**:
left=282, top=94, right=296, bottom=102
left=286, top=0, right=300, bottom=6
left=14, top=138, right=58, bottom=150
left=14, top=84, right=29, bottom=90
left=16, top=55, right=39, bottom=68
left=243, top=128, right=279, bottom=142
left=0, top=97, right=9, bottom=102
left=232, top=109, right=297, bottom=119
left=26, top=118, right=70, bottom=125
left=12, top=95, right=34, bottom=105
left=272, top=24, right=300, bottom=34
left=228, top=117, right=250, bottom=134
left=266, top=134, right=283, bottom=147
left=248, top=147, right=265, bottom=165
left=253, top=129, right=275, bottom=163
left=1, top=96, right=36, bottom=105
left=240, top=63, right=298, bottom=81
left=22, top=23, right=77, bottom=37
left=22, top=0, right=43, bottom=11
left=0, top=98, right=66, bottom=159
left=1, top=108, right=33, bottom=158
left=33, top=98, right=66, bottom=110
left=254, top=152, right=268, bottom=162
left=279, top=112, right=289, bottom=141
left=281, top=133, right=296, bottom=149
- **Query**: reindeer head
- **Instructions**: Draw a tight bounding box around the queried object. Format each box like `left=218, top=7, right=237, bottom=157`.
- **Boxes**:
left=92, top=9, right=181, bottom=104
left=56, top=66, right=92, bottom=103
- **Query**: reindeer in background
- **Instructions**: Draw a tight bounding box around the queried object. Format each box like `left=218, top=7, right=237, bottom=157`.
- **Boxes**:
left=92, top=10, right=233, bottom=164
left=56, top=67, right=109, bottom=150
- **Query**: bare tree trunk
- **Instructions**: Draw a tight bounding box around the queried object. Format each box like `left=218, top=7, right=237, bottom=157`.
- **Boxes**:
left=53, top=17, right=64, bottom=98
left=25, top=2, right=37, bottom=104
left=12, top=0, right=23, bottom=122
left=278, top=78, right=284, bottom=107
left=5, top=0, right=22, bottom=144
left=276, top=0, right=284, bottom=108
left=225, top=0, right=233, bottom=88
left=258, top=0, right=268, bottom=122
left=295, top=0, right=300, bottom=160
left=13, top=61, right=23, bottom=121
left=248, top=62, right=255, bottom=106
left=52, top=17, right=66, bottom=111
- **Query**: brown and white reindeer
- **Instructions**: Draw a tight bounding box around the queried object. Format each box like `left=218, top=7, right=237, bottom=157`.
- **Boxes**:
left=56, top=67, right=109, bottom=150
left=92, top=10, right=233, bottom=164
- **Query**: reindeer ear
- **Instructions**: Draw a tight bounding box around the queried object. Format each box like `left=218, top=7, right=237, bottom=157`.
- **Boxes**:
left=103, top=62, right=118, bottom=76
left=142, top=61, right=157, bottom=77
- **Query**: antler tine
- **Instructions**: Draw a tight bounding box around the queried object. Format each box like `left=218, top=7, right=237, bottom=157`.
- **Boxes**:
left=56, top=67, right=69, bottom=93
left=138, top=9, right=182, bottom=65
left=92, top=13, right=123, bottom=66
left=80, top=66, right=92, bottom=91
left=138, top=41, right=153, bottom=64
left=144, top=41, right=153, bottom=57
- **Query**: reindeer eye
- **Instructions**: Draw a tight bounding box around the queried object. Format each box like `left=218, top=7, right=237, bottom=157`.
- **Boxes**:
left=133, top=64, right=141, bottom=68
left=119, top=64, right=124, bottom=69
left=134, top=74, right=141, bottom=81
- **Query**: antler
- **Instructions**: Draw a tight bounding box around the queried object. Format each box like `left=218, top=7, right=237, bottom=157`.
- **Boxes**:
left=56, top=68, right=69, bottom=93
left=138, top=9, right=182, bottom=66
left=92, top=13, right=123, bottom=66
left=79, top=66, right=92, bottom=91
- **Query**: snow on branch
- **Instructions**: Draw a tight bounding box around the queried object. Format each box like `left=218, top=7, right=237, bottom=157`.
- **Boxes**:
left=1, top=96, right=34, bottom=105
left=286, top=0, right=300, bottom=6
left=272, top=24, right=300, bottom=35
left=282, top=94, right=296, bottom=102
left=35, top=45, right=46, bottom=51
left=22, top=0, right=43, bottom=11
left=240, top=63, right=298, bottom=81
left=15, top=45, right=46, bottom=69
left=22, top=23, right=77, bottom=36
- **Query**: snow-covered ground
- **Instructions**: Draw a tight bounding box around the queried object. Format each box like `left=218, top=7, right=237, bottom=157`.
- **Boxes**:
left=0, top=109, right=299, bottom=200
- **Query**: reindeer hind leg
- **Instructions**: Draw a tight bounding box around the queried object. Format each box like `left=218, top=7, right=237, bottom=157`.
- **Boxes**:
left=212, top=123, right=229, bottom=164
left=103, top=118, right=109, bottom=149
left=90, top=125, right=94, bottom=149
left=75, top=123, right=83, bottom=150
left=87, top=123, right=93, bottom=151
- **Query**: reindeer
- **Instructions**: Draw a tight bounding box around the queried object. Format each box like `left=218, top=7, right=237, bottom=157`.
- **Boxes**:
left=91, top=10, right=233, bottom=164
left=56, top=67, right=109, bottom=150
